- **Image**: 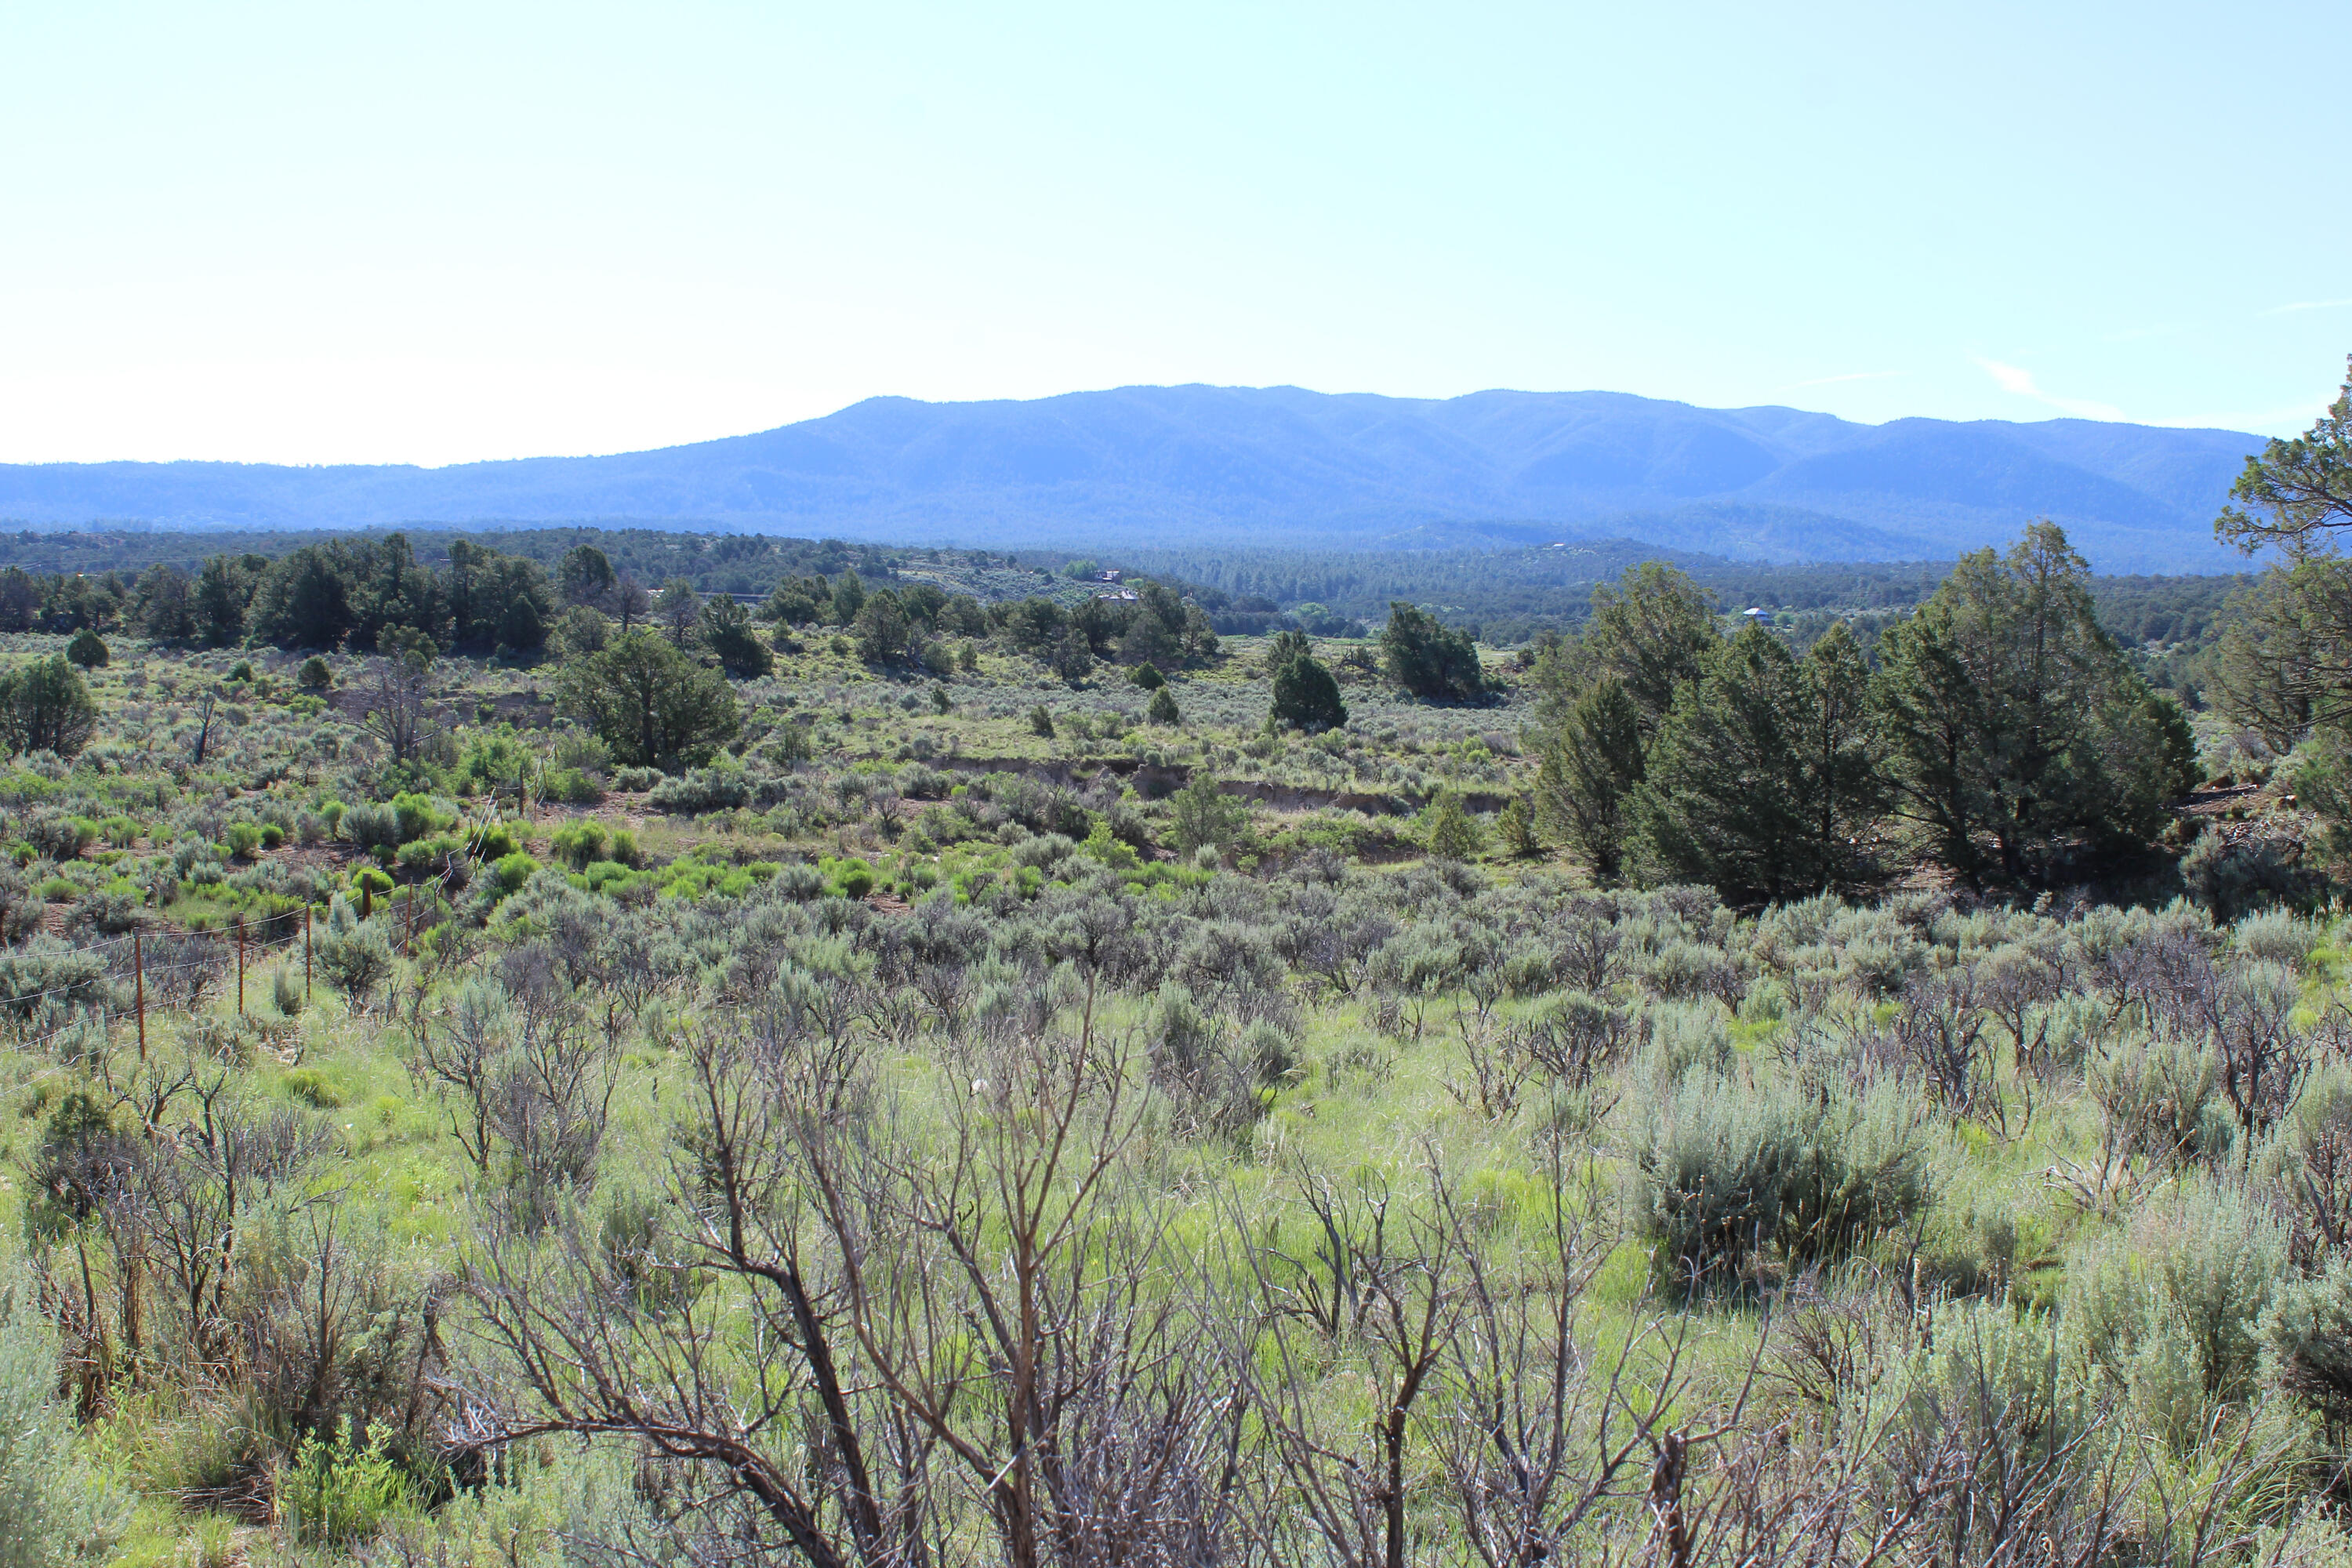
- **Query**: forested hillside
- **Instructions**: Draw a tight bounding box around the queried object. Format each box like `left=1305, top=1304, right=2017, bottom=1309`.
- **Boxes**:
left=0, top=383, right=2265, bottom=570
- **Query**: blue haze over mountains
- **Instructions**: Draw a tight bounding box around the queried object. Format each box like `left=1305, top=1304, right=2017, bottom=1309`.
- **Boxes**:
left=0, top=385, right=2267, bottom=573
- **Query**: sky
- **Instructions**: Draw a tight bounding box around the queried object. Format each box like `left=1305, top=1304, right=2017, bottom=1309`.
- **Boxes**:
left=1, top=1, right=2347, bottom=467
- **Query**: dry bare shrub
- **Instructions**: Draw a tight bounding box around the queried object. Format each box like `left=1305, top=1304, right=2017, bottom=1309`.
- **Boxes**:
left=2053, top=1032, right=2227, bottom=1218
left=1514, top=989, right=1635, bottom=1091
left=2262, top=1062, right=2352, bottom=1263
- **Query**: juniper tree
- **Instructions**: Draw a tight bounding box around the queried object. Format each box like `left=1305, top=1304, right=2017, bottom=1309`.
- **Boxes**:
left=1874, top=521, right=2194, bottom=884
left=557, top=542, right=617, bottom=608
left=0, top=656, right=98, bottom=760
left=655, top=577, right=701, bottom=644
left=1495, top=793, right=1541, bottom=858
left=1425, top=789, right=1483, bottom=861
left=1534, top=677, right=1644, bottom=881
left=1635, top=620, right=1885, bottom=900
left=357, top=634, right=438, bottom=765
left=852, top=590, right=913, bottom=664
left=555, top=630, right=742, bottom=771
left=1169, top=771, right=1248, bottom=858
left=699, top=595, right=774, bottom=678
left=1528, top=564, right=1719, bottom=882
left=194, top=554, right=256, bottom=646
left=1380, top=602, right=1487, bottom=701
left=2210, top=564, right=2335, bottom=753
left=1269, top=647, right=1348, bottom=733
left=1542, top=561, right=1719, bottom=747
left=829, top=569, right=866, bottom=626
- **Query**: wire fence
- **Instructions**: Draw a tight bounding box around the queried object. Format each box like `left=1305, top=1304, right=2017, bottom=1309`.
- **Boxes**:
left=2, top=884, right=453, bottom=1058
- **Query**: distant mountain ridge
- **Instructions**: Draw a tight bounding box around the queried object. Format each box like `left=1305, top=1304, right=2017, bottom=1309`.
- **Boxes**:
left=0, top=385, right=2267, bottom=572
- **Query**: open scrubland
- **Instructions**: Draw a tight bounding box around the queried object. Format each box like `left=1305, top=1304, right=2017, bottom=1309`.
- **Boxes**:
left=7, top=485, right=2352, bottom=1566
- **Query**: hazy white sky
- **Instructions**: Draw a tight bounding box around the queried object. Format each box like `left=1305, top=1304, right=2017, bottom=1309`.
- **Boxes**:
left=2, top=1, right=2347, bottom=466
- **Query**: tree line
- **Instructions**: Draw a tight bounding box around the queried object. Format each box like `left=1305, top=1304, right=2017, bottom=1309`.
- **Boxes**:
left=0, top=524, right=906, bottom=600
left=0, top=535, right=556, bottom=654
left=740, top=568, right=1223, bottom=682
left=1521, top=521, right=2198, bottom=900
left=1064, top=541, right=2247, bottom=648
left=5, top=521, right=2250, bottom=663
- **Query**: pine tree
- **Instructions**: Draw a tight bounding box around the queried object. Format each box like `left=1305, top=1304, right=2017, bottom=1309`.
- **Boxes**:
left=1526, top=563, right=1719, bottom=883
left=1169, top=771, right=1248, bottom=858
left=1147, top=685, right=1181, bottom=725
left=1874, top=521, right=2195, bottom=884
left=1635, top=622, right=1886, bottom=899
left=1534, top=677, right=1644, bottom=881
left=1539, top=562, right=1718, bottom=746
left=1495, top=793, right=1541, bottom=858
left=1424, top=790, right=1484, bottom=861
left=830, top=570, right=866, bottom=625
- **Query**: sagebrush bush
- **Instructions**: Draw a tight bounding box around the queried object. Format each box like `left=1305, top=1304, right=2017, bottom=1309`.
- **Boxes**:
left=2267, top=1254, right=2352, bottom=1432
left=0, top=865, right=36, bottom=944
left=2235, top=907, right=2316, bottom=969
left=0, top=1247, right=125, bottom=1567
left=649, top=765, right=750, bottom=813
left=2067, top=1182, right=2287, bottom=1443
left=1778, top=1077, right=1933, bottom=1265
left=1629, top=1068, right=1795, bottom=1292
left=340, top=801, right=402, bottom=855
left=2087, top=1031, right=2229, bottom=1174
left=1643, top=937, right=1738, bottom=1002
left=0, top=939, right=110, bottom=1021
left=20, top=811, right=93, bottom=862
left=1641, top=999, right=1730, bottom=1084
left=65, top=887, right=136, bottom=937
left=315, top=894, right=393, bottom=1000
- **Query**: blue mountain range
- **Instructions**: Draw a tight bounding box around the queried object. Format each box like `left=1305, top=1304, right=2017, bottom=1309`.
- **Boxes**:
left=0, top=384, right=2268, bottom=572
